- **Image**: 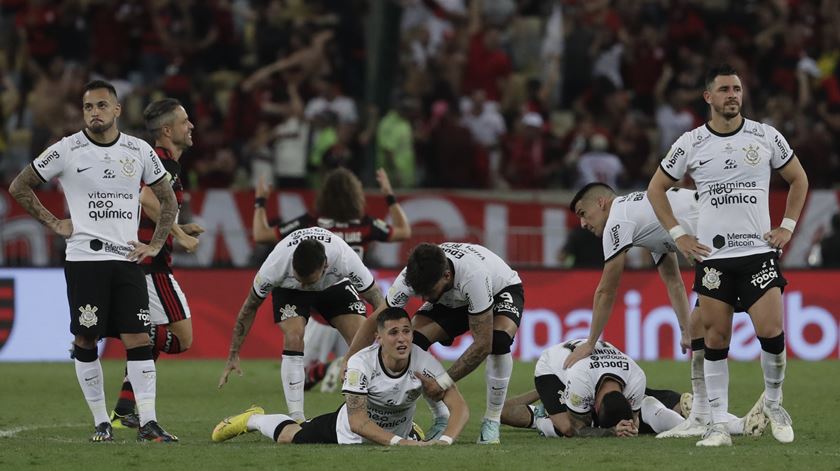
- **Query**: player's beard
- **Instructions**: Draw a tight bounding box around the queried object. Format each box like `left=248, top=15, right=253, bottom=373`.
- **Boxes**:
left=716, top=102, right=740, bottom=120
left=88, top=118, right=115, bottom=134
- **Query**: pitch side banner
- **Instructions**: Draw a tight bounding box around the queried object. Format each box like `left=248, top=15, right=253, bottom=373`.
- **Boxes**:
left=1, top=268, right=837, bottom=362
left=2, top=189, right=837, bottom=268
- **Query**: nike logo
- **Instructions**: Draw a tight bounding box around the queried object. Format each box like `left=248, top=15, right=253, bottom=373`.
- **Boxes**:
left=142, top=369, right=155, bottom=374
left=698, top=159, right=713, bottom=166
left=290, top=380, right=303, bottom=386
left=490, top=386, right=506, bottom=391
left=76, top=167, right=93, bottom=173
left=84, top=376, right=98, bottom=381
left=758, top=279, right=774, bottom=289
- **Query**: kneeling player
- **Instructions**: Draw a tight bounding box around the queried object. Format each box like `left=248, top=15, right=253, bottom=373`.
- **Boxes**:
left=212, top=308, right=468, bottom=446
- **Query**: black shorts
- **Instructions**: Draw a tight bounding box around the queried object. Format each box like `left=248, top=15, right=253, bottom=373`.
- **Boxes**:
left=65, top=260, right=150, bottom=339
left=292, top=410, right=339, bottom=444
left=414, top=284, right=525, bottom=345
left=693, top=251, right=787, bottom=311
left=271, top=279, right=367, bottom=325
left=534, top=374, right=567, bottom=416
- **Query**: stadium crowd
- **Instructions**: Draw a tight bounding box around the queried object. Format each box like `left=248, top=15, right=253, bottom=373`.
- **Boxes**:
left=2, top=0, right=840, bottom=192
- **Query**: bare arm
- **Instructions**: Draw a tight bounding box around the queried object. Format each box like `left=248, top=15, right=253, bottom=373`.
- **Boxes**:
left=438, top=385, right=469, bottom=442
left=346, top=304, right=386, bottom=360
left=139, top=186, right=200, bottom=252
left=447, top=309, right=492, bottom=382
left=146, top=177, right=178, bottom=251
left=648, top=171, right=710, bottom=261
left=345, top=393, right=421, bottom=446
left=252, top=175, right=280, bottom=243
left=656, top=252, right=690, bottom=352
left=8, top=166, right=68, bottom=236
left=359, top=283, right=386, bottom=311
left=765, top=156, right=809, bottom=249
left=566, top=411, right=616, bottom=438
left=376, top=169, right=411, bottom=241
left=218, top=289, right=266, bottom=388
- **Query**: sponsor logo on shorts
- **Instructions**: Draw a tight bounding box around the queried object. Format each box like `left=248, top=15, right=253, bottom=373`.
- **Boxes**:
left=349, top=301, right=366, bottom=314
left=702, top=267, right=722, bottom=290
left=78, top=304, right=99, bottom=328
left=494, top=292, right=520, bottom=318
left=750, top=260, right=779, bottom=289
left=137, top=308, right=151, bottom=327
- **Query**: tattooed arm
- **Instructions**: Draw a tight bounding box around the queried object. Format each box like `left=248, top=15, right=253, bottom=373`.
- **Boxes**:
left=127, top=177, right=177, bottom=262
left=566, top=410, right=616, bottom=438
left=217, top=289, right=266, bottom=388
left=359, top=282, right=386, bottom=311
left=447, top=309, right=493, bottom=382
left=9, top=166, right=72, bottom=237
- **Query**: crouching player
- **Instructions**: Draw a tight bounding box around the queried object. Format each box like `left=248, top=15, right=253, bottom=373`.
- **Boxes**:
left=212, top=308, right=468, bottom=446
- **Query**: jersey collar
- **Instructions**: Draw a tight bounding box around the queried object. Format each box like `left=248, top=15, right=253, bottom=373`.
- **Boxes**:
left=82, top=129, right=121, bottom=147
left=704, top=117, right=745, bottom=138
left=378, top=347, right=410, bottom=379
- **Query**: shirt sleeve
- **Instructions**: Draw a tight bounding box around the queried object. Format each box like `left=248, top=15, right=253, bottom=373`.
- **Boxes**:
left=369, top=217, right=393, bottom=242
left=627, top=367, right=647, bottom=411
left=251, top=245, right=287, bottom=298
left=31, top=140, right=67, bottom=182
left=602, top=219, right=635, bottom=262
left=415, top=348, right=446, bottom=380
left=764, top=124, right=795, bottom=170
left=342, top=352, right=372, bottom=395
left=658, top=132, right=691, bottom=180
left=140, top=141, right=167, bottom=185
left=463, top=272, right=494, bottom=314
left=341, top=243, right=375, bottom=292
left=563, top=370, right=595, bottom=415
left=386, top=270, right=413, bottom=308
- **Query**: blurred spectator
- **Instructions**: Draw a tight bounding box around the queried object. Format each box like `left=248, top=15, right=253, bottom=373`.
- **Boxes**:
left=821, top=213, right=840, bottom=268
left=376, top=97, right=418, bottom=189
left=461, top=0, right=511, bottom=102
left=422, top=99, right=485, bottom=188
left=460, top=90, right=506, bottom=187
left=502, top=112, right=546, bottom=189
left=558, top=226, right=603, bottom=269
left=574, top=133, right=624, bottom=189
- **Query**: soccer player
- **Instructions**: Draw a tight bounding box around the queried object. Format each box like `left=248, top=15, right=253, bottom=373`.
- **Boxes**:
left=218, top=227, right=387, bottom=422
left=347, top=242, right=524, bottom=444
left=253, top=167, right=411, bottom=391
left=648, top=64, right=809, bottom=446
left=211, top=307, right=469, bottom=446
left=8, top=80, right=178, bottom=442
left=109, top=98, right=206, bottom=428
left=500, top=339, right=764, bottom=439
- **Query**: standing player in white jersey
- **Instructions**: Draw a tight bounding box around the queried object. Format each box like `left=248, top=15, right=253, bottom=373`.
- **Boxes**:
left=211, top=308, right=469, bottom=446
left=217, top=227, right=386, bottom=422
left=648, top=64, right=809, bottom=447
left=8, top=80, right=179, bottom=442
left=347, top=242, right=525, bottom=444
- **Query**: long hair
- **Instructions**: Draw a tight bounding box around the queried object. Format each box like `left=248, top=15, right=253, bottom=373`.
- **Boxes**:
left=316, top=168, right=365, bottom=221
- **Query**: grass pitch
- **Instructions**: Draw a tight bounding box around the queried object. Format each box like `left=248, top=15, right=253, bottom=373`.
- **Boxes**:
left=1, top=359, right=838, bottom=470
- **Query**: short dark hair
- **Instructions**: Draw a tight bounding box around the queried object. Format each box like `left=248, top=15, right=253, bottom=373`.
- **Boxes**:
left=597, top=391, right=633, bottom=428
left=292, top=239, right=327, bottom=278
left=705, top=63, right=739, bottom=90
left=405, top=243, right=448, bottom=296
left=144, top=98, right=182, bottom=136
left=82, top=80, right=118, bottom=100
left=376, top=307, right=410, bottom=330
left=569, top=183, right=615, bottom=213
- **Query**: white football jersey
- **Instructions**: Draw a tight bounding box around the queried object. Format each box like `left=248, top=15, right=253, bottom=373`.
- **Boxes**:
left=603, top=188, right=699, bottom=264
left=252, top=227, right=375, bottom=298
left=535, top=339, right=646, bottom=414
left=336, top=344, right=445, bottom=444
left=659, top=119, right=793, bottom=260
left=386, top=242, right=522, bottom=314
left=31, top=130, right=166, bottom=261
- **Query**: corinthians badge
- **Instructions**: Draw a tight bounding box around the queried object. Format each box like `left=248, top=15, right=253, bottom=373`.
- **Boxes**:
left=78, top=304, right=99, bottom=327
left=742, top=144, right=761, bottom=166
left=120, top=157, right=137, bottom=177
left=702, top=267, right=722, bottom=290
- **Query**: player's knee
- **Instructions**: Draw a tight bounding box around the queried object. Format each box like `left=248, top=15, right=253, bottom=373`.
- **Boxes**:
left=126, top=345, right=154, bottom=361
left=757, top=332, right=785, bottom=354
left=73, top=343, right=98, bottom=362
left=491, top=330, right=513, bottom=355
left=273, top=420, right=298, bottom=443
left=412, top=331, right=432, bottom=351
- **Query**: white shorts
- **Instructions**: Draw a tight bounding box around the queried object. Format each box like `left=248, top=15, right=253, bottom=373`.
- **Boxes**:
left=145, top=272, right=191, bottom=326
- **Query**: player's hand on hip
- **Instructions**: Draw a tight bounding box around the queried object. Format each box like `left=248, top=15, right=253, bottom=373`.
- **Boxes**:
left=181, top=223, right=205, bottom=236
left=218, top=354, right=242, bottom=389
left=415, top=372, right=445, bottom=401
left=53, top=219, right=73, bottom=238
left=178, top=234, right=200, bottom=253
left=763, top=227, right=792, bottom=250
left=127, top=241, right=161, bottom=263
left=563, top=341, right=594, bottom=369
left=675, top=235, right=711, bottom=264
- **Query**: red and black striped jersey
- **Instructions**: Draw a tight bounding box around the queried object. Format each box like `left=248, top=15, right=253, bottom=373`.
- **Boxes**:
left=138, top=146, right=184, bottom=273
left=270, top=213, right=392, bottom=260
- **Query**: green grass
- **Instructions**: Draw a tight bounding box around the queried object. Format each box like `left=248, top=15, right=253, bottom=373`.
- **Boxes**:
left=1, top=359, right=839, bottom=470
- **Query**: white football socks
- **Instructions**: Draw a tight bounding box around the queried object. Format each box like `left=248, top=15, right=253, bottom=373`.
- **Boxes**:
left=126, top=359, right=157, bottom=426
left=74, top=359, right=109, bottom=426
left=248, top=413, right=292, bottom=440
left=704, top=358, right=729, bottom=425
left=281, top=354, right=305, bottom=422
left=690, top=349, right=710, bottom=419
left=760, top=349, right=786, bottom=407
left=641, top=396, right=684, bottom=433
left=485, top=353, right=512, bottom=422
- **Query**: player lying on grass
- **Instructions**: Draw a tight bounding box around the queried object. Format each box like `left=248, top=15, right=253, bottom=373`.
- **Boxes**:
left=499, top=339, right=767, bottom=438
left=212, top=307, right=468, bottom=446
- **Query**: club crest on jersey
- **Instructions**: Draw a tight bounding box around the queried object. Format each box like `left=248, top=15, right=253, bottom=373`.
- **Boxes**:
left=120, top=157, right=137, bottom=177
left=78, top=304, right=99, bottom=328
left=277, top=304, right=299, bottom=321
left=742, top=145, right=761, bottom=166
left=702, top=267, right=722, bottom=290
